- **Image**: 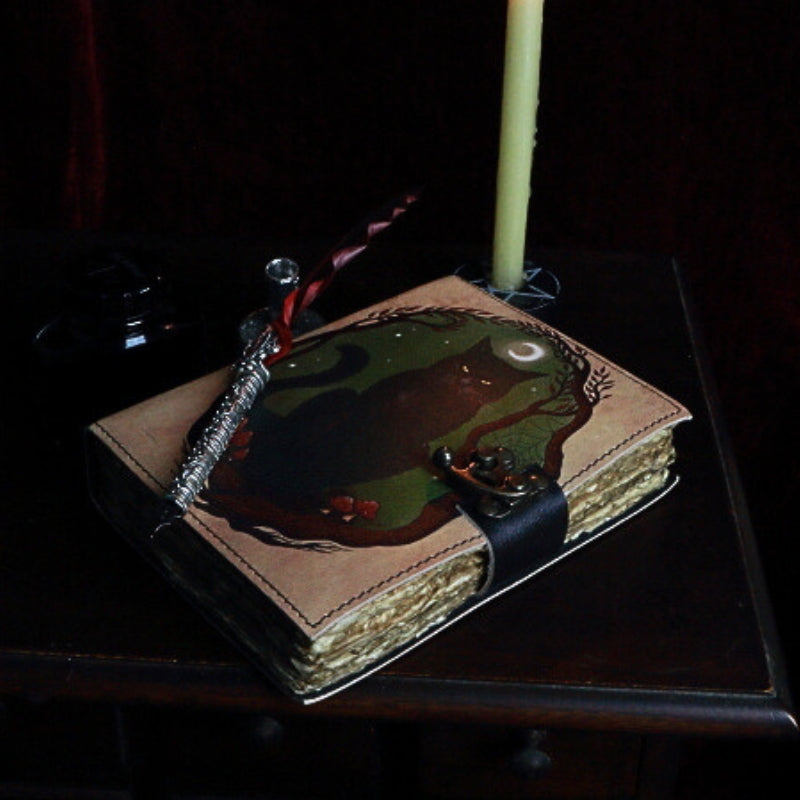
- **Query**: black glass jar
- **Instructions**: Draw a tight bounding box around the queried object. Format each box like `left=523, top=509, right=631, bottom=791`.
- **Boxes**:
left=31, top=247, right=208, bottom=446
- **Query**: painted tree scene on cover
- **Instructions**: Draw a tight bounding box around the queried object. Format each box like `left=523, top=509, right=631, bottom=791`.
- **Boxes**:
left=197, top=307, right=609, bottom=549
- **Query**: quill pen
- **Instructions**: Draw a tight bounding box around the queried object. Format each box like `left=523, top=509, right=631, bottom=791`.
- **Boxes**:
left=157, top=190, right=420, bottom=529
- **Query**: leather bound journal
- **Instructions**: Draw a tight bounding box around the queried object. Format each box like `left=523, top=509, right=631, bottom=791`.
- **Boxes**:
left=86, top=276, right=691, bottom=702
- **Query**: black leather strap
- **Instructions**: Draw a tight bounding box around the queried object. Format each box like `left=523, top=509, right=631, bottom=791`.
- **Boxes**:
left=460, top=467, right=568, bottom=594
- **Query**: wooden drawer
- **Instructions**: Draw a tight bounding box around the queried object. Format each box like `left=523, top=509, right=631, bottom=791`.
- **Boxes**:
left=0, top=697, right=128, bottom=797
left=417, top=723, right=642, bottom=799
left=0, top=700, right=659, bottom=799
left=121, top=706, right=382, bottom=799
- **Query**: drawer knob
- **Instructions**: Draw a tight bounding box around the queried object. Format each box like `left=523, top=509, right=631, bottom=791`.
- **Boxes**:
left=510, top=729, right=552, bottom=779
left=250, top=715, right=284, bottom=750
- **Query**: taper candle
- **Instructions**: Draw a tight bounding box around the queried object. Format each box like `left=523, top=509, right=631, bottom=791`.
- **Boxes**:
left=491, top=0, right=544, bottom=290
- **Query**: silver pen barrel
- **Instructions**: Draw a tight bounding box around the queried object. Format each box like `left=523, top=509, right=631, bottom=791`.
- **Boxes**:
left=159, top=329, right=280, bottom=527
left=158, top=258, right=299, bottom=528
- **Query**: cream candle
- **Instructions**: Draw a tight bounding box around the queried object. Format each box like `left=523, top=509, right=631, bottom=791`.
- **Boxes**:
left=491, top=0, right=544, bottom=291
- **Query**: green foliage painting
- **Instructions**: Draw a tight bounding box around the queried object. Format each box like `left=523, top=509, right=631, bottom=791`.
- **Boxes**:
left=199, top=307, right=607, bottom=549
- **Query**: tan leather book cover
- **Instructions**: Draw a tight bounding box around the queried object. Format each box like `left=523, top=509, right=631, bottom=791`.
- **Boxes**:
left=87, top=276, right=690, bottom=699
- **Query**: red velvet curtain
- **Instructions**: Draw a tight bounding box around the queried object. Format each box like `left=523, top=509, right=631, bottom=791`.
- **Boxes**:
left=1, top=1, right=505, bottom=238
left=64, top=0, right=106, bottom=228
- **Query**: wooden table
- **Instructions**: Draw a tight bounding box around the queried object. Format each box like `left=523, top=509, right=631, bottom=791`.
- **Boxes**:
left=2, top=233, right=795, bottom=798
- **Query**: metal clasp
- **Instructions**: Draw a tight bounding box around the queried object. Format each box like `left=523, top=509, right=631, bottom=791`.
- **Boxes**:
left=432, top=445, right=550, bottom=519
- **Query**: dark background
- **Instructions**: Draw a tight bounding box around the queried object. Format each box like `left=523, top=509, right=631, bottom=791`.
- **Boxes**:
left=2, top=0, right=799, bottom=794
